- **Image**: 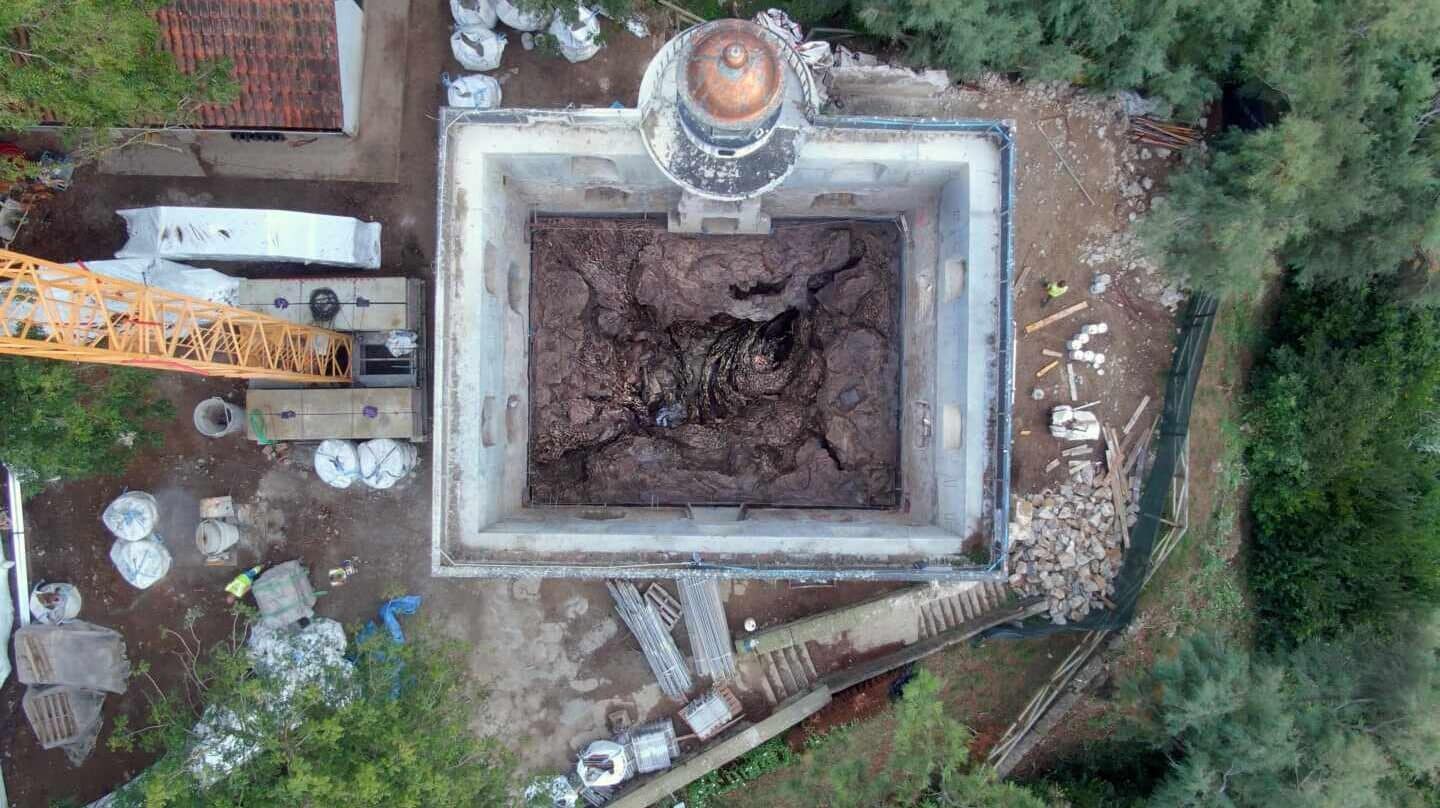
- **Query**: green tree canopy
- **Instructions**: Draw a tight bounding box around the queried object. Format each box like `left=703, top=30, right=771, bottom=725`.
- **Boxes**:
left=1134, top=616, right=1440, bottom=807
left=774, top=669, right=1047, bottom=808
left=0, top=0, right=235, bottom=131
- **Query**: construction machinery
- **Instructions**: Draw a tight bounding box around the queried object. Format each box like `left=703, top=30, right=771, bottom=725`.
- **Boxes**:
left=0, top=248, right=351, bottom=383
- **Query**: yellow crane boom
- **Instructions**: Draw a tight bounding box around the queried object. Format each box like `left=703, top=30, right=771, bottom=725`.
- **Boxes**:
left=0, top=249, right=351, bottom=383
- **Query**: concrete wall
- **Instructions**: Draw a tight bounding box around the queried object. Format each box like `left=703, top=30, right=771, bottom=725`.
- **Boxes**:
left=432, top=109, right=1012, bottom=579
left=334, top=0, right=365, bottom=136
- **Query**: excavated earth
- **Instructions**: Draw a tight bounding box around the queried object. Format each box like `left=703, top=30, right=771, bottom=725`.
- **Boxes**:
left=527, top=218, right=902, bottom=508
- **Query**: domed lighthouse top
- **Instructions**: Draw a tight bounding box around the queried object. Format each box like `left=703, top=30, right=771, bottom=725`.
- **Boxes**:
left=639, top=18, right=820, bottom=201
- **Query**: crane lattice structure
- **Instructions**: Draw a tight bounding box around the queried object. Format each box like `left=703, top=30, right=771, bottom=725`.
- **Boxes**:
left=0, top=249, right=352, bottom=383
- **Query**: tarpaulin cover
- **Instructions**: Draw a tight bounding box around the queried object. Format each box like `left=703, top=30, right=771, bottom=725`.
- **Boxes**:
left=71, top=258, right=240, bottom=306
left=14, top=621, right=130, bottom=693
left=116, top=206, right=382, bottom=269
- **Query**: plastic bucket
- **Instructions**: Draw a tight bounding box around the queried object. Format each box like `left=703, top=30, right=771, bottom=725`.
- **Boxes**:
left=193, top=397, right=244, bottom=437
left=195, top=519, right=241, bottom=556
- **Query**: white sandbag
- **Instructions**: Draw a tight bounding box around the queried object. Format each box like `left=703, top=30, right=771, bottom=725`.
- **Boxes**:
left=116, top=207, right=382, bottom=269
left=495, top=0, right=551, bottom=31
left=101, top=491, right=158, bottom=542
left=449, top=0, right=497, bottom=28
left=69, top=258, right=241, bottom=306
left=110, top=537, right=172, bottom=589
left=451, top=26, right=507, bottom=72
left=314, top=439, right=361, bottom=489
left=358, top=439, right=418, bottom=490
left=549, top=5, right=601, bottom=63
left=445, top=73, right=503, bottom=109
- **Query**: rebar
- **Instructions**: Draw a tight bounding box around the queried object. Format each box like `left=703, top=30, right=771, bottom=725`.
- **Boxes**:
left=677, top=578, right=736, bottom=681
left=608, top=580, right=693, bottom=698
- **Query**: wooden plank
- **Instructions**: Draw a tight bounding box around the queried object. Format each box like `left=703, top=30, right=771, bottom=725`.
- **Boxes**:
left=1061, top=445, right=1092, bottom=457
left=1035, top=360, right=1059, bottom=378
left=1041, top=348, right=1065, bottom=359
left=1044, top=458, right=1060, bottom=473
left=1066, top=363, right=1079, bottom=401
left=1023, top=301, right=1089, bottom=334
left=1122, top=395, right=1151, bottom=435
left=1103, top=426, right=1130, bottom=549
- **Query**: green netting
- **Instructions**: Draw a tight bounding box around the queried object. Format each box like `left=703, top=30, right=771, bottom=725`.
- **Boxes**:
left=991, top=292, right=1218, bottom=638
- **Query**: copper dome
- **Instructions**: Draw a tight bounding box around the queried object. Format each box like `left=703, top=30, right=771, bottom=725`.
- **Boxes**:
left=679, top=20, right=784, bottom=130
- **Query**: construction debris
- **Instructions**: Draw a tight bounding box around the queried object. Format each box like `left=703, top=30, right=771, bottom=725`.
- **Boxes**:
left=1050, top=406, right=1100, bottom=442
left=1008, top=484, right=1129, bottom=625
left=1041, top=348, right=1065, bottom=359
left=1061, top=445, right=1093, bottom=457
left=679, top=686, right=742, bottom=741
left=677, top=578, right=736, bottom=681
left=1128, top=116, right=1200, bottom=150
left=608, top=581, right=693, bottom=699
left=645, top=584, right=682, bottom=632
left=1035, top=359, right=1059, bottom=378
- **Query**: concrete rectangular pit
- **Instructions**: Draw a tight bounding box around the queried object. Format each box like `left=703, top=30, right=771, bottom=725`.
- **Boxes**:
left=432, top=108, right=1015, bottom=580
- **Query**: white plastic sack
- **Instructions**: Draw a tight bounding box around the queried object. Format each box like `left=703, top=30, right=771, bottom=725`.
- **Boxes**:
left=385, top=329, right=418, bottom=357
left=449, top=0, right=497, bottom=28
left=549, top=5, right=601, bottom=63
left=796, top=40, right=834, bottom=68
left=358, top=439, right=418, bottom=490
left=314, top=439, right=361, bottom=489
left=70, top=258, right=241, bottom=306
left=754, top=8, right=802, bottom=45
left=446, top=74, right=503, bottom=109
left=116, top=207, right=382, bottom=269
left=110, top=537, right=172, bottom=589
left=494, top=0, right=551, bottom=31
left=30, top=583, right=82, bottom=625
left=451, top=26, right=507, bottom=72
left=101, top=491, right=158, bottom=542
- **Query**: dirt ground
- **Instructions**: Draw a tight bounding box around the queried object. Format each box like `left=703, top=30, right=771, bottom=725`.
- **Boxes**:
left=0, top=5, right=1189, bottom=804
left=528, top=218, right=902, bottom=508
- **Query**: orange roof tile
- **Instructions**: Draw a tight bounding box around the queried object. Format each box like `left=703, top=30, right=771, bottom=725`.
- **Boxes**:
left=154, top=0, right=345, bottom=131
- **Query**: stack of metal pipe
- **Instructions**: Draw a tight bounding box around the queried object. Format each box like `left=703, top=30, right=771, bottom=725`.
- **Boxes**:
left=607, top=581, right=693, bottom=699
left=677, top=577, right=736, bottom=681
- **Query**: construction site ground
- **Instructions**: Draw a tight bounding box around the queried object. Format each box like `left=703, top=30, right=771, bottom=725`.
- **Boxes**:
left=0, top=2, right=1205, bottom=803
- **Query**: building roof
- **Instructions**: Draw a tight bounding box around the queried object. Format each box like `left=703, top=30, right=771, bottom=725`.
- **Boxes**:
left=155, top=0, right=345, bottom=131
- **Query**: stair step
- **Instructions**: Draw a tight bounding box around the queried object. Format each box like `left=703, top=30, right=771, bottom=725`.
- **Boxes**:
left=764, top=657, right=788, bottom=699
left=796, top=642, right=819, bottom=680
left=759, top=671, right=778, bottom=706
left=772, top=650, right=800, bottom=696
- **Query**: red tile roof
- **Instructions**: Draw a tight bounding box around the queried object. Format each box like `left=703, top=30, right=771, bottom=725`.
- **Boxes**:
left=155, top=0, right=345, bottom=131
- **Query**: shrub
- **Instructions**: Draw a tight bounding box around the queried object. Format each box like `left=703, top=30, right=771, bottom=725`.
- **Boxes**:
left=107, top=615, right=514, bottom=807
left=1244, top=280, right=1440, bottom=645
left=0, top=358, right=173, bottom=493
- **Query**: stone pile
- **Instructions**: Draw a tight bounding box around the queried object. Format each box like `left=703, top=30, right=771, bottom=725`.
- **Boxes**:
left=1007, top=482, right=1136, bottom=625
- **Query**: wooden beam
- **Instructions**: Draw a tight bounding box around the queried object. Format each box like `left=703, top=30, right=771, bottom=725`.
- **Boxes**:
left=1035, top=359, right=1059, bottom=378
left=1122, top=395, right=1151, bottom=435
left=1024, top=300, right=1088, bottom=334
